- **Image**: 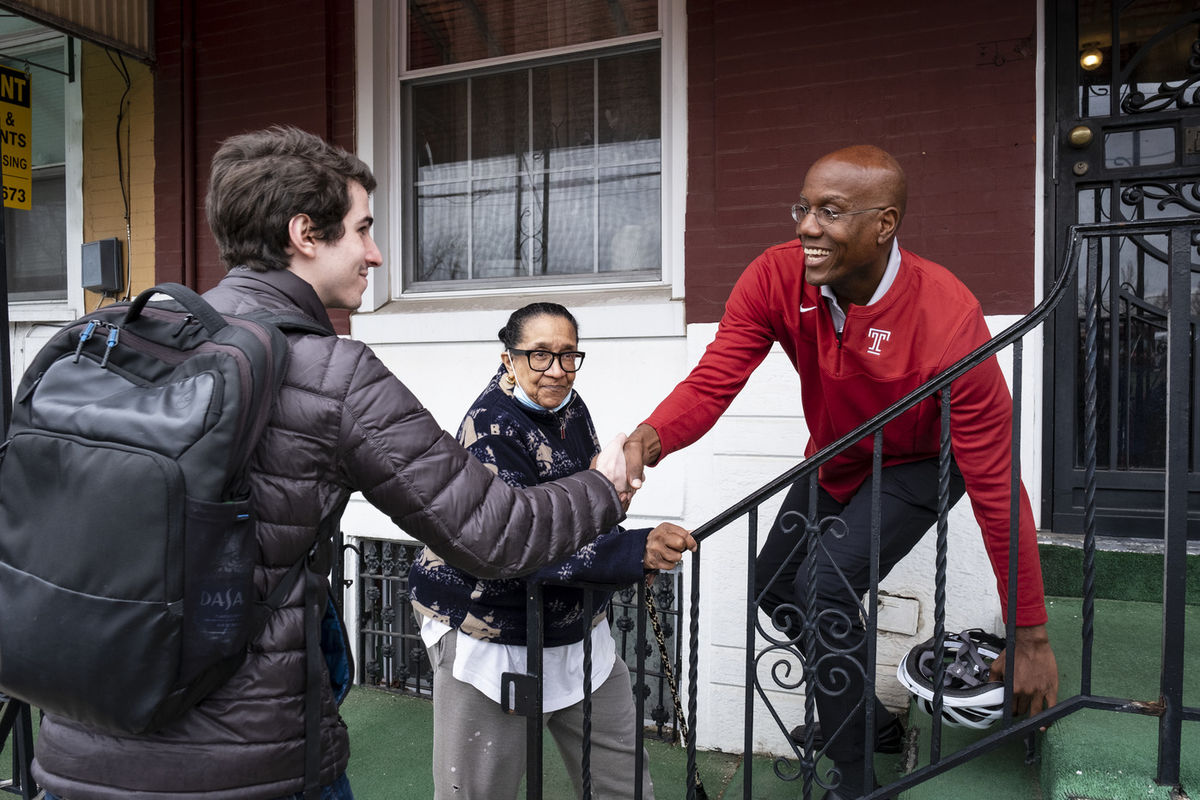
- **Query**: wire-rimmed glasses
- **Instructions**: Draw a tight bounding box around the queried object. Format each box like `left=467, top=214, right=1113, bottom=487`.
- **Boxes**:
left=791, top=202, right=887, bottom=226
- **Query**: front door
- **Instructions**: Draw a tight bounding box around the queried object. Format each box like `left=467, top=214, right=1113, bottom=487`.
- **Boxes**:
left=1049, top=1, right=1200, bottom=537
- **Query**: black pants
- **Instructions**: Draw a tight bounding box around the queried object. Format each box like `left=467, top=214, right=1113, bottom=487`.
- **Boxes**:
left=754, top=458, right=966, bottom=763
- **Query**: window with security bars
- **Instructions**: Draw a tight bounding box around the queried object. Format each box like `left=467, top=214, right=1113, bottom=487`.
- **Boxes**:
left=353, top=537, right=684, bottom=739
left=402, top=0, right=662, bottom=290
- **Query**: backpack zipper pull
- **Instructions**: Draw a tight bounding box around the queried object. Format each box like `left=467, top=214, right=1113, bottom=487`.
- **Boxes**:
left=99, top=326, right=121, bottom=369
left=72, top=321, right=98, bottom=363
left=171, top=314, right=196, bottom=337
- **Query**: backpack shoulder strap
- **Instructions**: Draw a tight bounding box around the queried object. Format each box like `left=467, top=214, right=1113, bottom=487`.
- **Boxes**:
left=242, top=310, right=334, bottom=338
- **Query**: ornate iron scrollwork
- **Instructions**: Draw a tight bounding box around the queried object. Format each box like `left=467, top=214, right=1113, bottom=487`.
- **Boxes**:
left=1121, top=74, right=1200, bottom=113
left=752, top=507, right=874, bottom=797
left=1121, top=33, right=1200, bottom=115
left=1120, top=180, right=1200, bottom=216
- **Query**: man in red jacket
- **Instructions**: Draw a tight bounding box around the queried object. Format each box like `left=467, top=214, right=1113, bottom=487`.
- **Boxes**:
left=622, top=145, right=1057, bottom=799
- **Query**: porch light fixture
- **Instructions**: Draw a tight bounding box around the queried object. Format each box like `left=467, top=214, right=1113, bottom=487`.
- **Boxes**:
left=1080, top=44, right=1103, bottom=70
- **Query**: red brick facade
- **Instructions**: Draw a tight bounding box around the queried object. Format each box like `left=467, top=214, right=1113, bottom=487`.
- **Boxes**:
left=685, top=0, right=1039, bottom=324
left=151, top=1, right=1039, bottom=330
left=153, top=0, right=357, bottom=329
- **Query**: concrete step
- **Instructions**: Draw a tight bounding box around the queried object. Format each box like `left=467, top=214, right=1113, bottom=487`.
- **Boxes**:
left=1038, top=533, right=1200, bottom=606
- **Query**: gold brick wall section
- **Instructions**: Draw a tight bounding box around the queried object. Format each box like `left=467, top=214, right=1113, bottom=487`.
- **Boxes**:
left=81, top=41, right=154, bottom=308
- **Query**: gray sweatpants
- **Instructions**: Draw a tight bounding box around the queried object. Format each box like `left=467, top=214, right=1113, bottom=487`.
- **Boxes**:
left=429, top=632, right=656, bottom=800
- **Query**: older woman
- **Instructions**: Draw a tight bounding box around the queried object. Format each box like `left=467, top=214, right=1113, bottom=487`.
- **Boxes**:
left=409, top=302, right=694, bottom=800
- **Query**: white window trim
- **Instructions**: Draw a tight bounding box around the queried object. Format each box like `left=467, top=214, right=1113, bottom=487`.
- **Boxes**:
left=354, top=0, right=685, bottom=332
left=399, top=31, right=664, bottom=81
left=4, top=31, right=83, bottom=323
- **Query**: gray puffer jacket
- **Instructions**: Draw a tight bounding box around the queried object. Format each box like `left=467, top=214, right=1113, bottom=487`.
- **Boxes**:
left=32, top=267, right=623, bottom=799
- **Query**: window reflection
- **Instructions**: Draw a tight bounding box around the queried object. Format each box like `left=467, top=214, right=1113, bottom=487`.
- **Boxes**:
left=408, top=0, right=658, bottom=71
left=1074, top=228, right=1179, bottom=471
left=1076, top=0, right=1194, bottom=118
left=411, top=49, right=661, bottom=286
left=1104, top=127, right=1174, bottom=168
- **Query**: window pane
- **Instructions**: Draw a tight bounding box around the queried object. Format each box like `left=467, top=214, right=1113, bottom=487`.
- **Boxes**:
left=1, top=38, right=67, bottom=301
left=413, top=83, right=468, bottom=183
left=540, top=170, right=594, bottom=275
left=532, top=61, right=594, bottom=170
left=6, top=167, right=66, bottom=300
left=408, top=0, right=658, bottom=71
left=599, top=164, right=659, bottom=272
left=415, top=180, right=468, bottom=281
left=470, top=172, right=596, bottom=278
left=472, top=71, right=528, bottom=179
left=472, top=176, right=527, bottom=278
left=598, top=50, right=659, bottom=155
left=0, top=44, right=65, bottom=166
left=1104, top=127, right=1174, bottom=169
left=406, top=48, right=660, bottom=288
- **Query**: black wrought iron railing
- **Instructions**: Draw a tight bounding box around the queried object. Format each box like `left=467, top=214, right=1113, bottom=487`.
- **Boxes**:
left=506, top=218, right=1198, bottom=800
left=348, top=538, right=685, bottom=739
left=0, top=695, right=35, bottom=799
left=353, top=539, right=433, bottom=695
left=511, top=572, right=689, bottom=800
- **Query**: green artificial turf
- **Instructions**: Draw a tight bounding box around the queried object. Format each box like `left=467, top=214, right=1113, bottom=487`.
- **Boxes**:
left=1037, top=596, right=1200, bottom=800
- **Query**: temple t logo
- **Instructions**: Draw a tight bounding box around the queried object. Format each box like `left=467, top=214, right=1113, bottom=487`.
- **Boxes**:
left=867, top=328, right=891, bottom=355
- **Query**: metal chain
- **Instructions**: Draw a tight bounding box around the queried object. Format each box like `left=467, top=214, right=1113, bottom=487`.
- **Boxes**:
left=646, top=584, right=708, bottom=799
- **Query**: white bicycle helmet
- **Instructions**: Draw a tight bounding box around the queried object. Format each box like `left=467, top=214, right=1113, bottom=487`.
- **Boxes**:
left=896, top=628, right=1006, bottom=730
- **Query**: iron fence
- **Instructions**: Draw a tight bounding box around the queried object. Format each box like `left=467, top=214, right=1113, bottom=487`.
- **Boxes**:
left=354, top=538, right=432, bottom=695
left=0, top=696, right=35, bottom=799
left=348, top=537, right=685, bottom=741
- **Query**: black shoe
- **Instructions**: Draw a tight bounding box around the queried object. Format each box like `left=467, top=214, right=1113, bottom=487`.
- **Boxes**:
left=789, top=714, right=905, bottom=754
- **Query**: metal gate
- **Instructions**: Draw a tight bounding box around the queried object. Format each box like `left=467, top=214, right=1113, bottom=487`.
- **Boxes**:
left=1048, top=0, right=1200, bottom=537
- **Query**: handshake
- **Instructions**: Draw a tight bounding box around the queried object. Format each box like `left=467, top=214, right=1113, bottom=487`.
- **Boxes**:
left=590, top=424, right=694, bottom=572
left=590, top=422, right=660, bottom=510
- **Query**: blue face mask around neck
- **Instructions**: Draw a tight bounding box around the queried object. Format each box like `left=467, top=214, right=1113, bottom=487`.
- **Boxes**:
left=512, top=374, right=573, bottom=413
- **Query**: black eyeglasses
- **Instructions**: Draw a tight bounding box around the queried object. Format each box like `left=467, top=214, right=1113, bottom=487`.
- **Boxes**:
left=508, top=348, right=586, bottom=373
left=791, top=202, right=887, bottom=227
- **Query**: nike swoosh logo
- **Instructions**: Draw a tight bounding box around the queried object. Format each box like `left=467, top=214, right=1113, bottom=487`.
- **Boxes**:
left=800, top=305, right=818, bottom=313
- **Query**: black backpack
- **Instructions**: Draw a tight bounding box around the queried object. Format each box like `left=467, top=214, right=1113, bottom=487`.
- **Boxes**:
left=0, top=283, right=319, bottom=735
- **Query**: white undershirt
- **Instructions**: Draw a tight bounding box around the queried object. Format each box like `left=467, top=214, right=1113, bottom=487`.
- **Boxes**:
left=821, top=238, right=902, bottom=333
left=421, top=615, right=616, bottom=713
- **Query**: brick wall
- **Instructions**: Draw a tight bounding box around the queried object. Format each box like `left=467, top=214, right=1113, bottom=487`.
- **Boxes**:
left=82, top=42, right=155, bottom=304
left=153, top=0, right=357, bottom=330
left=685, top=0, right=1039, bottom=323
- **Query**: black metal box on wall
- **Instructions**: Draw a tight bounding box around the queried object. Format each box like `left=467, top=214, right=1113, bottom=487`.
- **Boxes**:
left=81, top=238, right=123, bottom=293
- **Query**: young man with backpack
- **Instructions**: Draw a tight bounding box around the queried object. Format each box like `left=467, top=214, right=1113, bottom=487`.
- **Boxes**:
left=27, top=126, right=634, bottom=800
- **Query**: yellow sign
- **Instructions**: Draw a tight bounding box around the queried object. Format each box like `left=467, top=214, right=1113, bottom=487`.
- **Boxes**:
left=0, top=64, right=31, bottom=210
